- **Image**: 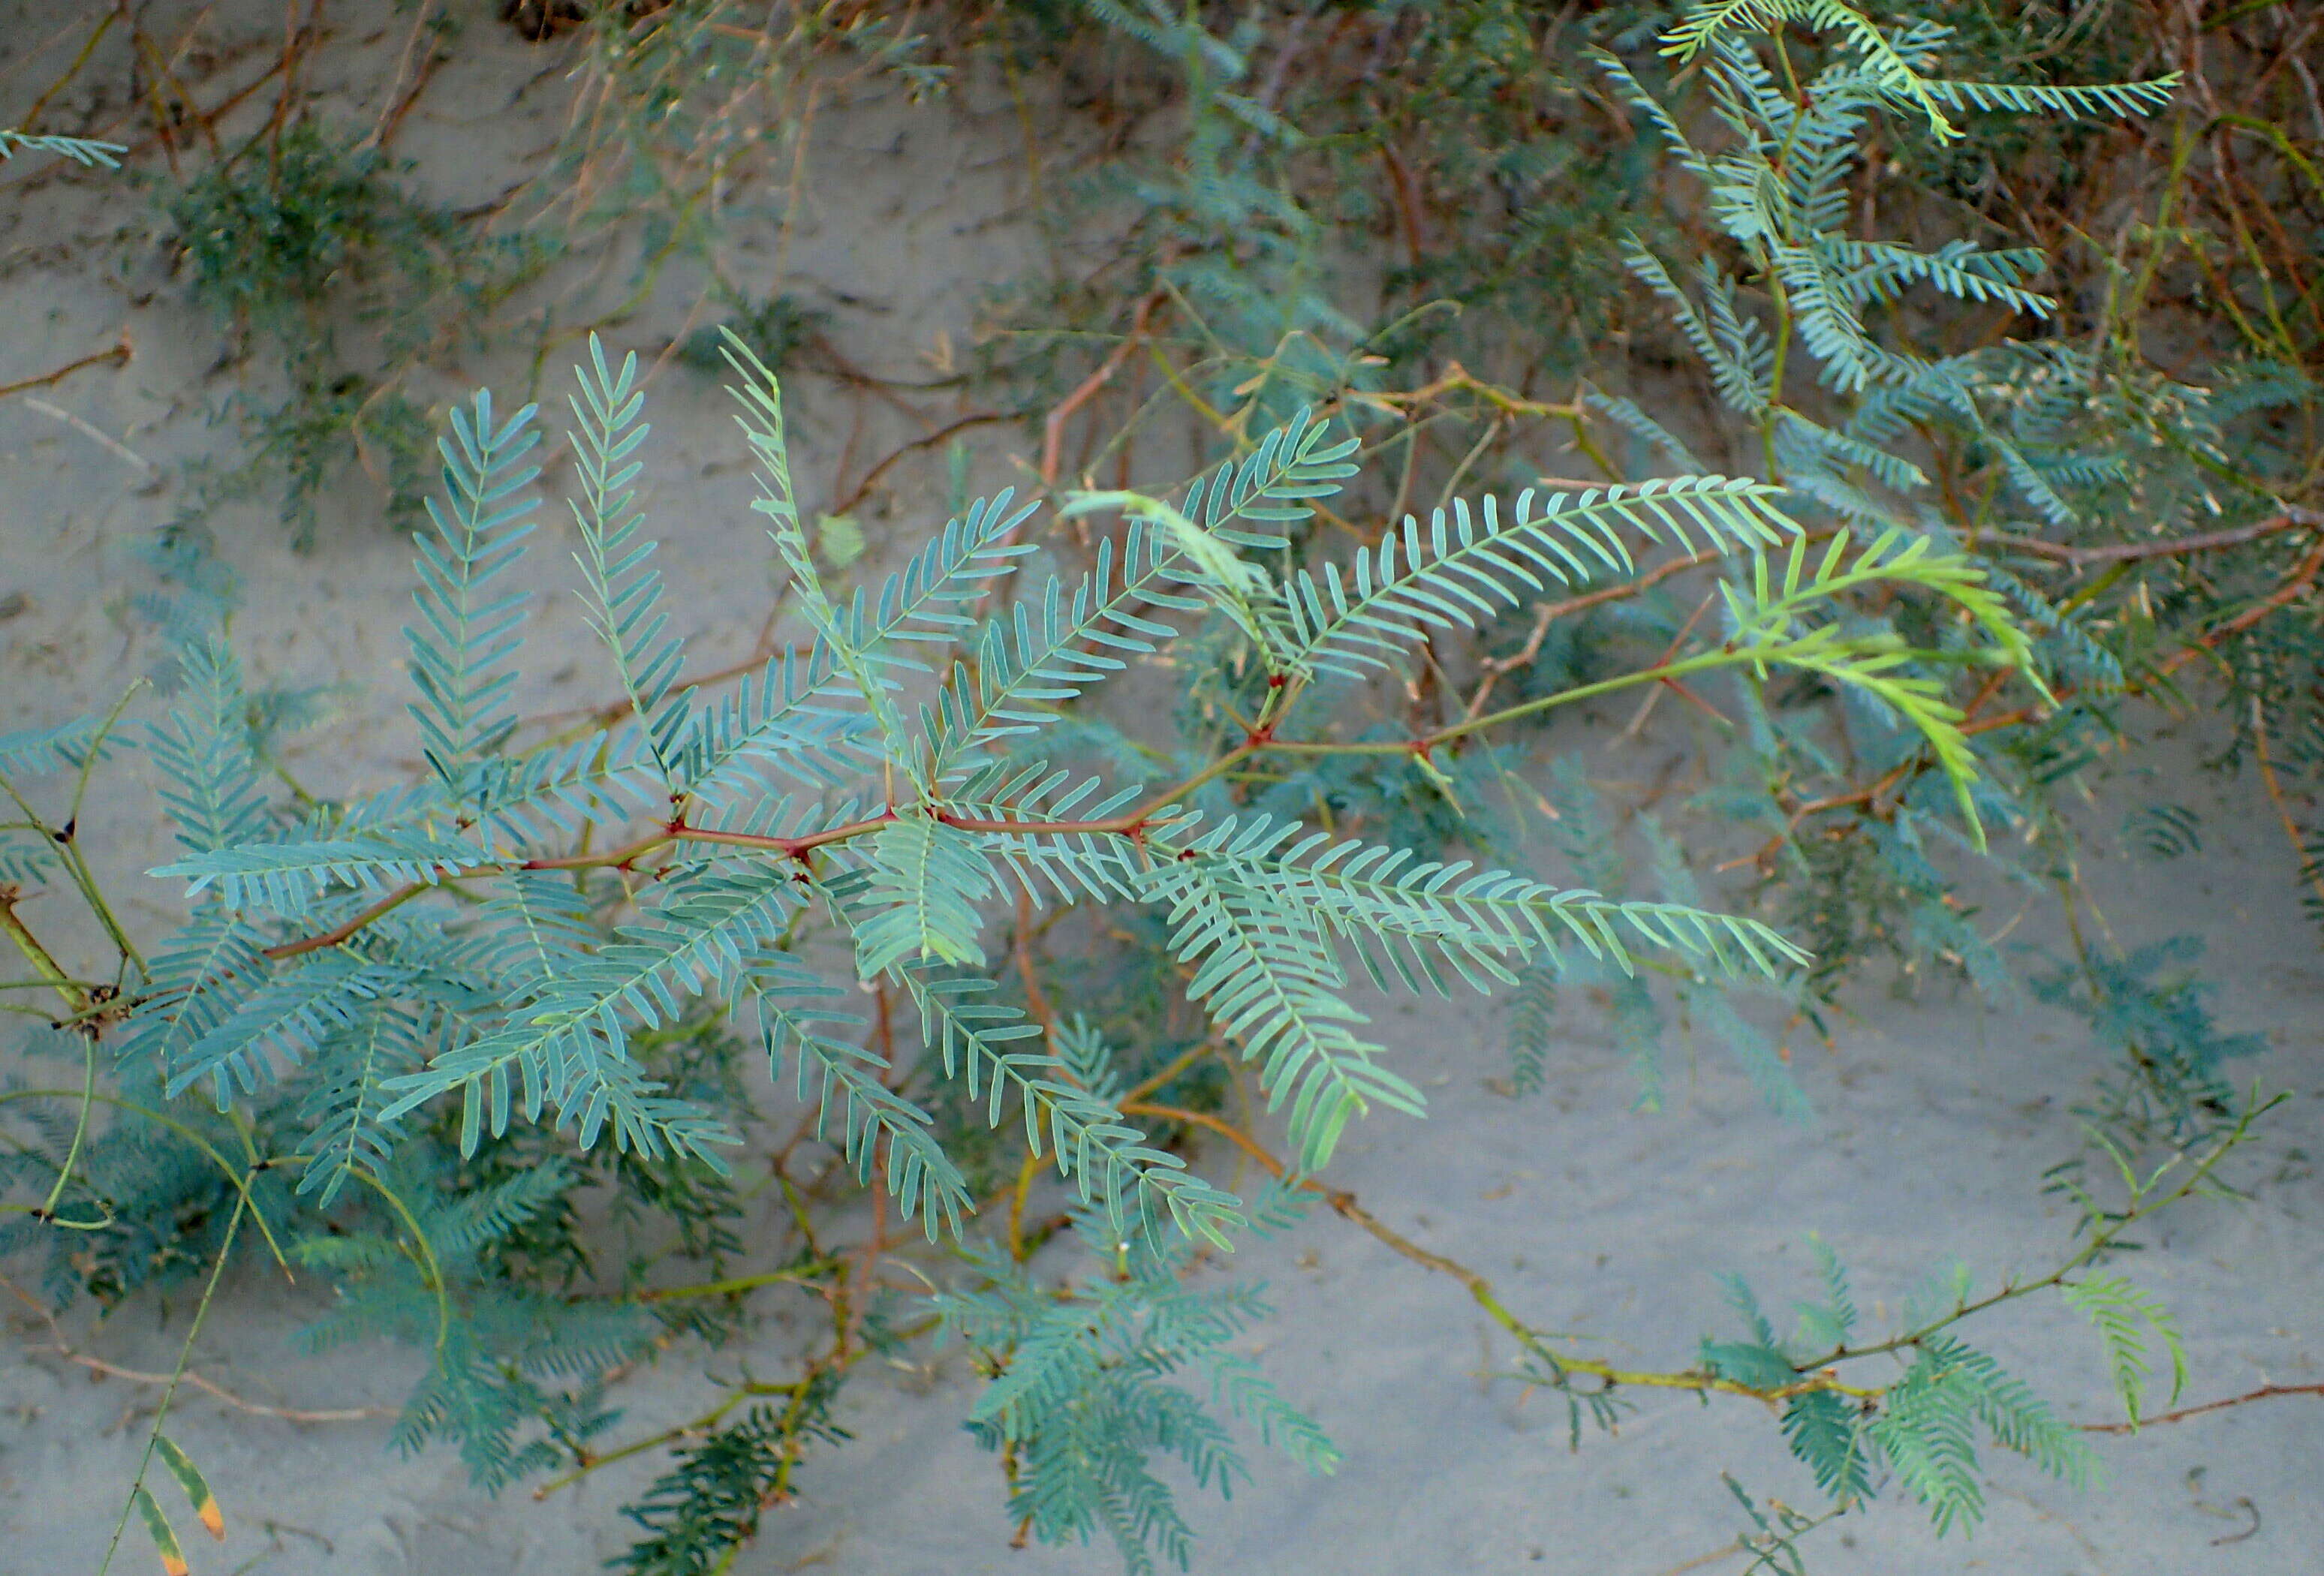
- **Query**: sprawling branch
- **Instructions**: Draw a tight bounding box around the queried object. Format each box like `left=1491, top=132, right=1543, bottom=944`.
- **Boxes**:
left=1976, top=507, right=2320, bottom=567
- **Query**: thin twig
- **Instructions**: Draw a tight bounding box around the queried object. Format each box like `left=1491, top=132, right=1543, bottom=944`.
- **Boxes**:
left=0, top=887, right=89, bottom=1015
left=829, top=411, right=1014, bottom=518
left=0, top=330, right=133, bottom=402
left=1461, top=531, right=1848, bottom=723
left=41, top=1345, right=385, bottom=1424
left=1978, top=508, right=2319, bottom=567
left=2250, top=699, right=2324, bottom=916
left=2079, top=1381, right=2324, bottom=1433
left=14, top=8, right=119, bottom=134
left=361, top=0, right=438, bottom=150
left=521, top=637, right=812, bottom=742
left=1121, top=1102, right=1880, bottom=1405
left=1729, top=528, right=2324, bottom=856
left=1041, top=287, right=1168, bottom=488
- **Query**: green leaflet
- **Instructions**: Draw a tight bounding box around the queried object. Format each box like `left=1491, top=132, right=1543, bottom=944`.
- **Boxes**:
left=905, top=976, right=1242, bottom=1250
left=755, top=984, right=971, bottom=1235
left=1868, top=1334, right=2098, bottom=1532
left=404, top=389, right=540, bottom=785
left=1140, top=847, right=1424, bottom=1173
left=923, top=520, right=1201, bottom=778
left=0, top=128, right=125, bottom=166
left=131, top=1487, right=188, bottom=1576
left=1278, top=477, right=1793, bottom=681
left=143, top=640, right=271, bottom=856
left=2062, top=1274, right=2187, bottom=1427
left=941, top=1224, right=1335, bottom=1574
left=611, top=1379, right=850, bottom=1576
left=0, top=714, right=116, bottom=778
left=850, top=818, right=995, bottom=979
left=565, top=338, right=690, bottom=783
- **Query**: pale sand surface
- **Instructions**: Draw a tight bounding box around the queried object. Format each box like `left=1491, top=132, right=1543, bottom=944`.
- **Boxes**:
left=1, top=4, right=2316, bottom=1571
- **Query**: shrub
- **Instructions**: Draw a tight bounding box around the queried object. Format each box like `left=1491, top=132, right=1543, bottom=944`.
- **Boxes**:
left=2, top=1, right=2316, bottom=1570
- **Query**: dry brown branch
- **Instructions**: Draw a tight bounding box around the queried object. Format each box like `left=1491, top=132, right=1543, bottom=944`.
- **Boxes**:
left=2250, top=699, right=2324, bottom=916
left=50, top=1349, right=389, bottom=1424
left=1378, top=142, right=1428, bottom=269
left=14, top=8, right=121, bottom=135
left=829, top=411, right=1015, bottom=518
left=520, top=638, right=814, bottom=739
left=364, top=0, right=450, bottom=152
left=0, top=331, right=133, bottom=403
left=2079, top=1381, right=2324, bottom=1433
left=1121, top=1102, right=1881, bottom=1404
left=263, top=0, right=326, bottom=151
left=1, top=1271, right=384, bottom=1424
left=1978, top=509, right=2321, bottom=567
left=1040, top=287, right=1169, bottom=488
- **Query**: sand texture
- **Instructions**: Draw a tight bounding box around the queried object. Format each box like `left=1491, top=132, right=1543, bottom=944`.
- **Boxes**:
left=1, top=3, right=2316, bottom=1571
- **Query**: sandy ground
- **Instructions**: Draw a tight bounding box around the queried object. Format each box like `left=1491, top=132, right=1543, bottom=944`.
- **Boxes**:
left=2, top=3, right=2319, bottom=1573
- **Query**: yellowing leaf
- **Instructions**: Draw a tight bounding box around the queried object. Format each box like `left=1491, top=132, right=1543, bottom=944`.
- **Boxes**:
left=132, top=1487, right=190, bottom=1576
left=156, top=1436, right=224, bottom=1541
left=816, top=513, right=866, bottom=570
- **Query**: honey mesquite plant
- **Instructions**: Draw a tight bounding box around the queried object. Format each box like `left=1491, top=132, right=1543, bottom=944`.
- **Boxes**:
left=0, top=336, right=2208, bottom=1573
left=142, top=334, right=2043, bottom=1193
left=0, top=6, right=2304, bottom=1572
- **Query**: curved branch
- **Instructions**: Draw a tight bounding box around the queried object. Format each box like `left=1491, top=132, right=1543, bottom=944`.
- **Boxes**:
left=2079, top=1381, right=2324, bottom=1433
left=1978, top=507, right=2319, bottom=567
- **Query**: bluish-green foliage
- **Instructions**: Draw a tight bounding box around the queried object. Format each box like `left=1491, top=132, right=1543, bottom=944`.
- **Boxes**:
left=613, top=1373, right=852, bottom=1576
left=2, top=3, right=2311, bottom=1571
left=2035, top=936, right=2268, bottom=1147
left=164, top=122, right=549, bottom=543
left=40, top=310, right=2022, bottom=1565
left=0, top=129, right=123, bottom=167
left=944, top=1199, right=1337, bottom=1574
left=1702, top=1255, right=2093, bottom=1533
